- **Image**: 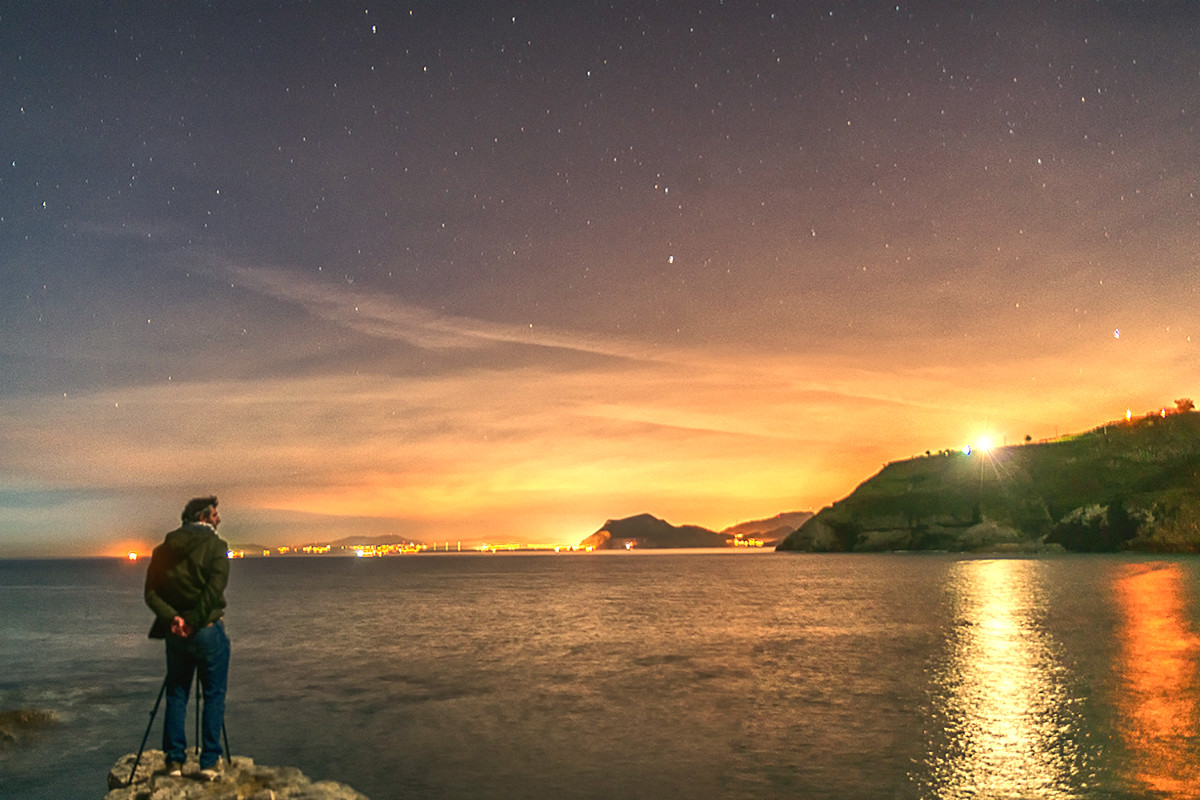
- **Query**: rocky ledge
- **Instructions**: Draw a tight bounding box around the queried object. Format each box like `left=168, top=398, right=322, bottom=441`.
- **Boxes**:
left=106, top=750, right=368, bottom=800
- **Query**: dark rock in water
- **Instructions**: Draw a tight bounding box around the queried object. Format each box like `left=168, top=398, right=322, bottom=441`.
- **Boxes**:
left=0, top=708, right=58, bottom=746
left=106, top=750, right=368, bottom=799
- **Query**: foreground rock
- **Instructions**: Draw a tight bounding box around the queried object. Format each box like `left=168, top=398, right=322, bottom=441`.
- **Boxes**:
left=106, top=750, right=368, bottom=799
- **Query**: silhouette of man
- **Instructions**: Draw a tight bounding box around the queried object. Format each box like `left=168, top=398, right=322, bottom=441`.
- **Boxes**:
left=144, top=496, right=230, bottom=780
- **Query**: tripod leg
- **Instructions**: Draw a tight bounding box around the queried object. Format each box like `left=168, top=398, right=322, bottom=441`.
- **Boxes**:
left=195, top=678, right=201, bottom=761
left=126, top=678, right=168, bottom=787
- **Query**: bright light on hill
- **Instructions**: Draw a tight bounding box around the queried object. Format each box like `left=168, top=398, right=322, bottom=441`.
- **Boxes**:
left=974, top=435, right=996, bottom=454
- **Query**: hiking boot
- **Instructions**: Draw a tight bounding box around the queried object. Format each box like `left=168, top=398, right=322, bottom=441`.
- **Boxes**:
left=198, top=762, right=222, bottom=781
left=163, top=761, right=183, bottom=777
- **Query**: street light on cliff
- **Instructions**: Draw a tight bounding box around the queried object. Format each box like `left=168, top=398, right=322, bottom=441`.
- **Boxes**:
left=967, top=433, right=995, bottom=525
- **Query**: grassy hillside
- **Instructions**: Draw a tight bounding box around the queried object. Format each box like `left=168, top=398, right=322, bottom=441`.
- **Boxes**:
left=778, top=411, right=1200, bottom=553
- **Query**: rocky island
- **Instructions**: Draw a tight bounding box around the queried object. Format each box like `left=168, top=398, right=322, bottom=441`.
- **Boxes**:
left=779, top=406, right=1200, bottom=553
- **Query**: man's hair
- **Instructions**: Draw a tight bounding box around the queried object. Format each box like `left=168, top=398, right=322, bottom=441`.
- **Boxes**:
left=182, top=496, right=219, bottom=523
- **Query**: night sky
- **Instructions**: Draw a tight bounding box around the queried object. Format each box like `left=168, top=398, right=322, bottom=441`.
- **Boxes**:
left=3, top=2, right=1198, bottom=556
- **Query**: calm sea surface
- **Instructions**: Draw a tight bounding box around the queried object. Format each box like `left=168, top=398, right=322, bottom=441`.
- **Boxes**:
left=3, top=552, right=1200, bottom=799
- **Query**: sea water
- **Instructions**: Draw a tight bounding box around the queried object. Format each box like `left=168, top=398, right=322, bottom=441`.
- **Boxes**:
left=2, top=552, right=1199, bottom=799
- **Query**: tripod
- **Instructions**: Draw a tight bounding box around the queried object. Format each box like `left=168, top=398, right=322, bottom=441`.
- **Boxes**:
left=126, top=674, right=232, bottom=786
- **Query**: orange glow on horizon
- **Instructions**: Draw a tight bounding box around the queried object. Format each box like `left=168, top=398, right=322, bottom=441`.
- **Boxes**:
left=228, top=399, right=1173, bottom=549
left=2, top=342, right=1187, bottom=556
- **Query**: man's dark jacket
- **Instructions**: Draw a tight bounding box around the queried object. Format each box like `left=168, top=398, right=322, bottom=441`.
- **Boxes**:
left=144, top=522, right=230, bottom=638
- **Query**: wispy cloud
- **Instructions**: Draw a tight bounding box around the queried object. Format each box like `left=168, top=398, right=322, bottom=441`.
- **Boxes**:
left=222, top=263, right=676, bottom=362
left=211, top=261, right=1034, bottom=421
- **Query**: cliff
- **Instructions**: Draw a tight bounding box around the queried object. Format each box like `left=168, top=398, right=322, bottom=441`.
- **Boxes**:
left=106, top=750, right=367, bottom=799
left=778, top=410, right=1200, bottom=553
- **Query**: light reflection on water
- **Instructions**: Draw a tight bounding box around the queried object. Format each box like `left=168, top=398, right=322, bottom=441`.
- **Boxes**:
left=920, top=559, right=1087, bottom=799
left=1114, top=562, right=1200, bottom=796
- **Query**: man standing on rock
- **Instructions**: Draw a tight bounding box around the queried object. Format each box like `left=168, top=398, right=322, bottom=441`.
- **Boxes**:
left=144, top=496, right=231, bottom=780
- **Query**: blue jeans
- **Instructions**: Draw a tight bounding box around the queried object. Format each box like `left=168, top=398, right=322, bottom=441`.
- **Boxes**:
left=163, top=620, right=230, bottom=768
